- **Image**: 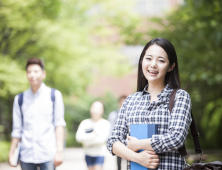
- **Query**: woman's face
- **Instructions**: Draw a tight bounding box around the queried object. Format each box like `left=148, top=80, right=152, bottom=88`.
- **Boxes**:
left=90, top=101, right=104, bottom=121
left=142, top=44, right=174, bottom=85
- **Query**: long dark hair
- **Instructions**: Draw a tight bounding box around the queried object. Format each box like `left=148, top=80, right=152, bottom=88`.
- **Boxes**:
left=137, top=38, right=180, bottom=92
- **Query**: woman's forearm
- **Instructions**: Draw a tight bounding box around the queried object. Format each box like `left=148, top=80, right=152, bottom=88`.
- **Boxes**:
left=113, top=141, right=138, bottom=162
left=113, top=141, right=159, bottom=169
left=138, top=138, right=154, bottom=151
left=76, top=132, right=96, bottom=143
left=127, top=136, right=154, bottom=152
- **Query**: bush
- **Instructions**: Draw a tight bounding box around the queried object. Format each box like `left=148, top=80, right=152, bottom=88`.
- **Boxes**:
left=0, top=141, right=10, bottom=163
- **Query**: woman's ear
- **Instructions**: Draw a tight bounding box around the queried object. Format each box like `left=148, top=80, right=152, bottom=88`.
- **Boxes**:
left=168, top=63, right=175, bottom=72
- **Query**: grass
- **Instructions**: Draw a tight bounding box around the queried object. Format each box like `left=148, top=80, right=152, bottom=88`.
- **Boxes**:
left=0, top=141, right=10, bottom=163
left=204, top=151, right=222, bottom=162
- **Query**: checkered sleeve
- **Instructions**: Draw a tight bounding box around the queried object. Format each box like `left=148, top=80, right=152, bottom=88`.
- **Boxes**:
left=106, top=97, right=129, bottom=155
left=150, top=89, right=192, bottom=153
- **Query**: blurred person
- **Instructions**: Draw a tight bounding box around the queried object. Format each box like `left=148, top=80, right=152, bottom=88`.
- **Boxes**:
left=108, top=95, right=127, bottom=170
left=107, top=38, right=192, bottom=170
left=9, top=58, right=66, bottom=170
left=76, top=101, right=111, bottom=170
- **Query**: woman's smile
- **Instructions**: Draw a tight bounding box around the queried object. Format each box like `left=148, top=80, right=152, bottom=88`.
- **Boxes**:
left=148, top=70, right=159, bottom=76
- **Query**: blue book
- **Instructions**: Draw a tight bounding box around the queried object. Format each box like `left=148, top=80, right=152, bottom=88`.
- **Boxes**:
left=130, top=124, right=158, bottom=170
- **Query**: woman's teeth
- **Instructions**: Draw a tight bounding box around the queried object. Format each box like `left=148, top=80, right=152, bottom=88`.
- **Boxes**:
left=148, top=70, right=158, bottom=74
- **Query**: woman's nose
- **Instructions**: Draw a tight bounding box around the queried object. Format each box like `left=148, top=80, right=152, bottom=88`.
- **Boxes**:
left=150, top=60, right=157, bottom=68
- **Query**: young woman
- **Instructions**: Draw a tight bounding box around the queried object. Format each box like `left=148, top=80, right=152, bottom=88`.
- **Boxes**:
left=107, top=38, right=192, bottom=170
left=76, top=101, right=110, bottom=170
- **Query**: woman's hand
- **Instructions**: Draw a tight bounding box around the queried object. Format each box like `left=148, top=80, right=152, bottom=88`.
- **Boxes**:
left=127, top=136, right=140, bottom=151
left=136, top=150, right=159, bottom=169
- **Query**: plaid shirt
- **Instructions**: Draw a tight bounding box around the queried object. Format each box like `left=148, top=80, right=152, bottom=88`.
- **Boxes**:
left=106, top=84, right=192, bottom=170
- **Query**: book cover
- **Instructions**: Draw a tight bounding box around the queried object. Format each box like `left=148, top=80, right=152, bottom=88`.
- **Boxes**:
left=11, top=142, right=21, bottom=166
left=130, top=124, right=158, bottom=170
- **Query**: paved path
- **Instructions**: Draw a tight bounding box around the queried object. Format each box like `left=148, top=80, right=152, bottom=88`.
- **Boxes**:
left=0, top=148, right=127, bottom=170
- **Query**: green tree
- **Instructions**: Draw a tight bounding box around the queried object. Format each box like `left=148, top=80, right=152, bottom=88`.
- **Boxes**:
left=0, top=0, right=139, bottom=141
left=0, top=0, right=61, bottom=139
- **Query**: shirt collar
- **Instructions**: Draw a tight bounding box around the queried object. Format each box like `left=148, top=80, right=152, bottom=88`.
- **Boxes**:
left=29, top=83, right=46, bottom=95
left=157, top=84, right=172, bottom=98
left=142, top=84, right=172, bottom=99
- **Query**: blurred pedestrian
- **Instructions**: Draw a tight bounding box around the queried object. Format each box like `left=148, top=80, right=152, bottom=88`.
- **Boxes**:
left=9, top=58, right=66, bottom=170
left=76, top=101, right=110, bottom=170
left=108, top=95, right=127, bottom=170
left=107, top=38, right=192, bottom=170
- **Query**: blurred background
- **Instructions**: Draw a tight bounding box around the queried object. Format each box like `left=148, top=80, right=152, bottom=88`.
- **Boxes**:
left=0, top=0, right=222, bottom=166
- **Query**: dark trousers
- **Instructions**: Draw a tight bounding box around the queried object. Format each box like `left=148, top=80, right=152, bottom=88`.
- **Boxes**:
left=117, top=156, right=121, bottom=170
left=20, top=161, right=55, bottom=170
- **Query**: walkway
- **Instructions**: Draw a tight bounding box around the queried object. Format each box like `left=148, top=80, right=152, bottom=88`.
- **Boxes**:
left=0, top=148, right=127, bottom=170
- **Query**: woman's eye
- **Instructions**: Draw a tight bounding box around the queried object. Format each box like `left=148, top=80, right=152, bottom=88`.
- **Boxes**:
left=146, top=58, right=151, bottom=60
left=159, top=60, right=165, bottom=63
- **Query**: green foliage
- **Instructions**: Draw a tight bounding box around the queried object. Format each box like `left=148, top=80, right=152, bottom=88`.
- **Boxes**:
left=145, top=0, right=222, bottom=148
left=0, top=141, right=10, bottom=163
left=66, top=132, right=81, bottom=147
left=0, top=56, right=28, bottom=98
left=201, top=99, right=222, bottom=143
left=0, top=0, right=138, bottom=142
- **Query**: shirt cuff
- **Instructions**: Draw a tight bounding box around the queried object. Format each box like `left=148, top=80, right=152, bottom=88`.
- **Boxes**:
left=107, top=138, right=127, bottom=156
left=54, top=120, right=66, bottom=127
left=109, top=139, right=119, bottom=156
left=150, top=134, right=163, bottom=153
left=11, top=131, right=22, bottom=138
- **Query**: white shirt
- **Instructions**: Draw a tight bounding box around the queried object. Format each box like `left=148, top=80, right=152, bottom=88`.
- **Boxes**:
left=76, top=118, right=110, bottom=156
left=11, top=83, right=66, bottom=163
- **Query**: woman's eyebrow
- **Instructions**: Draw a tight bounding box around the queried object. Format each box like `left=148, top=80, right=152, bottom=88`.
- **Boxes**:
left=158, top=56, right=166, bottom=59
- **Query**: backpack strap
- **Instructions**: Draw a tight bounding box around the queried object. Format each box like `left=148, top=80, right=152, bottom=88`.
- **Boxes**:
left=18, top=93, right=24, bottom=126
left=169, top=89, right=178, bottom=113
left=169, top=89, right=203, bottom=157
left=51, top=88, right=56, bottom=122
left=51, top=88, right=56, bottom=102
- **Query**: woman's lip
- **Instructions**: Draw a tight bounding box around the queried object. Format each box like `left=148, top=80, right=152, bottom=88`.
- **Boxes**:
left=148, top=70, right=158, bottom=76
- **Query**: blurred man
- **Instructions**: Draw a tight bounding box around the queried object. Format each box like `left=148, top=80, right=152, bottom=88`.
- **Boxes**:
left=9, top=58, right=66, bottom=170
left=108, top=96, right=127, bottom=170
